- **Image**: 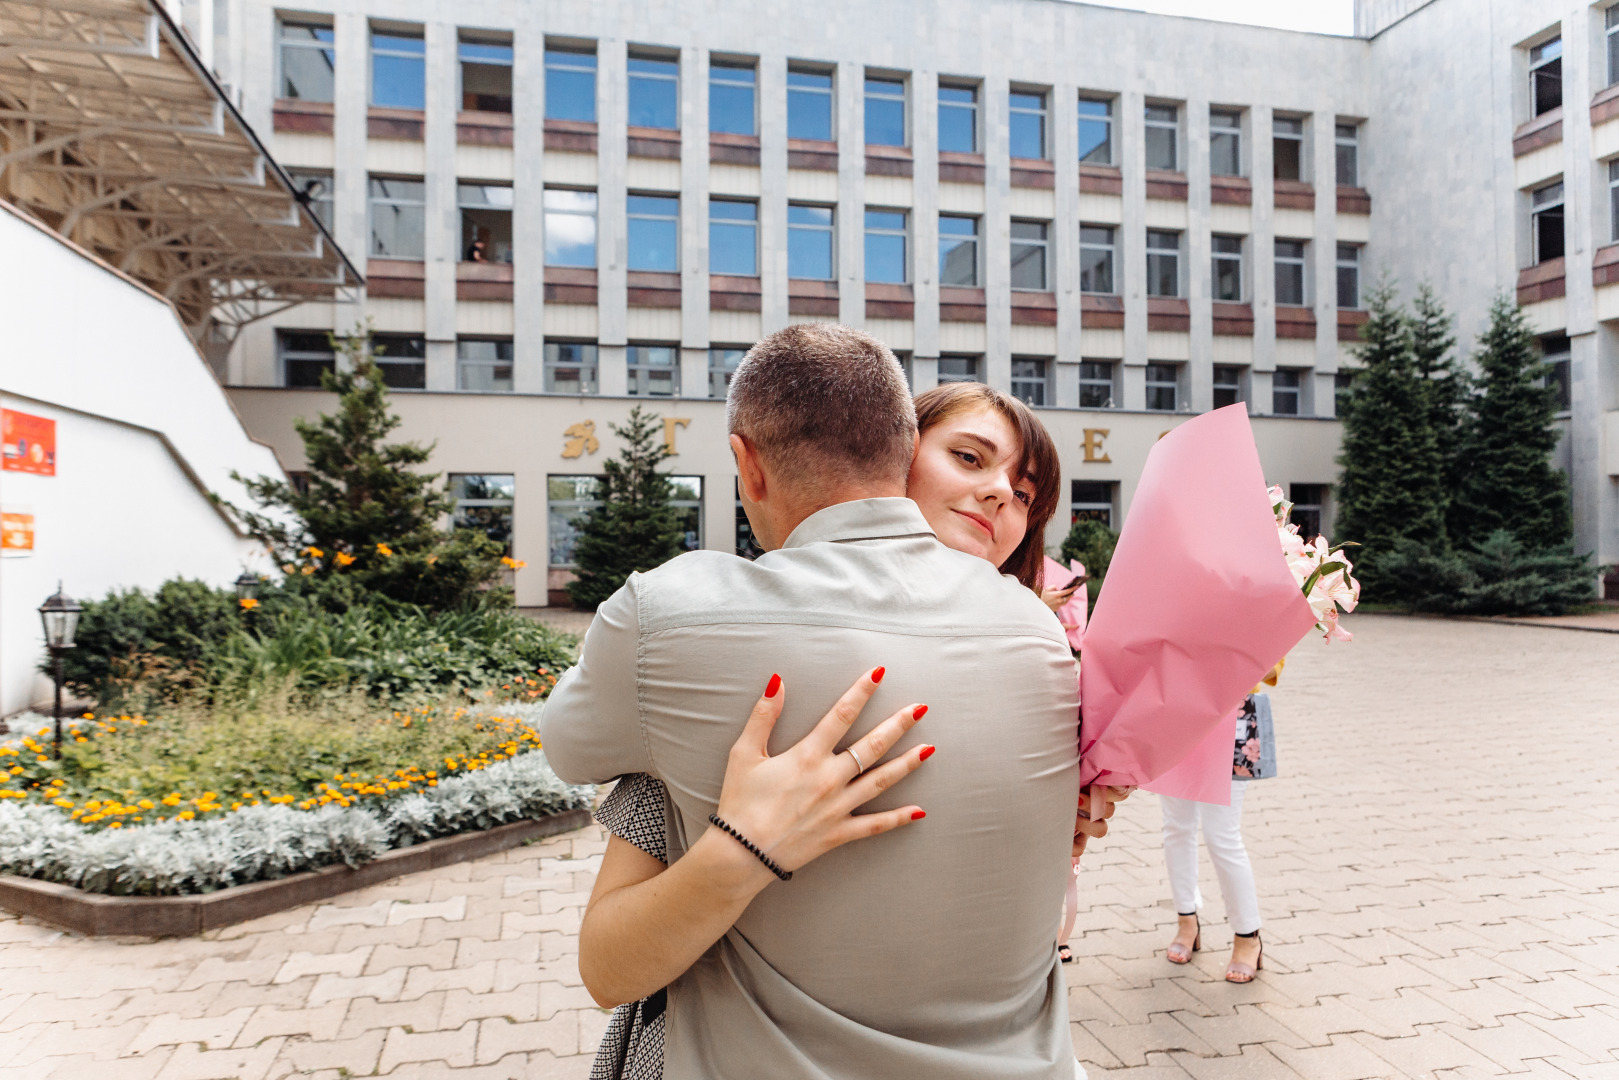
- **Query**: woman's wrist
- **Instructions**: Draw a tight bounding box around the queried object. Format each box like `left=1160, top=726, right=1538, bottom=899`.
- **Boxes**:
left=689, top=823, right=780, bottom=901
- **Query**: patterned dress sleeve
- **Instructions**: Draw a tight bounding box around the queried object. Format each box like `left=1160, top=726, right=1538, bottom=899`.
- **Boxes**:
left=594, top=772, right=669, bottom=864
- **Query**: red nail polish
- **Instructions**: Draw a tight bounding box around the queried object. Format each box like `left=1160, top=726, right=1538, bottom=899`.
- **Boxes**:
left=912, top=704, right=928, bottom=721
left=871, top=666, right=886, bottom=684
left=765, top=673, right=781, bottom=698
left=918, top=745, right=936, bottom=761
left=911, top=810, right=927, bottom=820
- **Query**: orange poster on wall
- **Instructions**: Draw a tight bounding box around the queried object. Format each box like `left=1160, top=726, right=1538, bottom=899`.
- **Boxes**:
left=1, top=409, right=55, bottom=475
left=0, top=511, right=34, bottom=554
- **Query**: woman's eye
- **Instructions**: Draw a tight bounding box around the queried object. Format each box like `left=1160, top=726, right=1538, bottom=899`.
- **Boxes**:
left=1014, top=490, right=1033, bottom=505
left=952, top=449, right=979, bottom=466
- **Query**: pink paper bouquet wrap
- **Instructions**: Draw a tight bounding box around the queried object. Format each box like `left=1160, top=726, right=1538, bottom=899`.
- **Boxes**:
left=1042, top=554, right=1087, bottom=651
left=1077, top=404, right=1317, bottom=792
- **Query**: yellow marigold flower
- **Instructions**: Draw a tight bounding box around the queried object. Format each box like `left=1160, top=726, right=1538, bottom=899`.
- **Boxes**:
left=74, top=736, right=88, bottom=743
left=376, top=542, right=394, bottom=557
left=138, top=799, right=154, bottom=810
left=301, top=564, right=316, bottom=576
left=304, top=546, right=324, bottom=558
left=177, top=810, right=195, bottom=821
left=426, top=554, right=438, bottom=565
left=238, top=598, right=260, bottom=610
left=283, top=563, right=297, bottom=574
left=335, top=551, right=356, bottom=566
left=108, top=822, right=122, bottom=829
left=231, top=802, right=243, bottom=811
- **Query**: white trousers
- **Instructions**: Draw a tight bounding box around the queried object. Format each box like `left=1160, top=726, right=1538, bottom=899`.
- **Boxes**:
left=1160, top=781, right=1261, bottom=935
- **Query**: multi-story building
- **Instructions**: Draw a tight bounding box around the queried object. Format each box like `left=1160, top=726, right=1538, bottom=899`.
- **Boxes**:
left=202, top=0, right=1616, bottom=607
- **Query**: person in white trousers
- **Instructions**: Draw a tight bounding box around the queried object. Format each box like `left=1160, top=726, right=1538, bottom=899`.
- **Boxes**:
left=1160, top=779, right=1262, bottom=982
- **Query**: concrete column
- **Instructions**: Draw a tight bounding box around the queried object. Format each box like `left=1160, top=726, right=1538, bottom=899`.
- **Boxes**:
left=1310, top=106, right=1339, bottom=415
left=680, top=46, right=710, bottom=355
left=334, top=12, right=368, bottom=340
left=1251, top=105, right=1276, bottom=399
left=837, top=60, right=865, bottom=327
left=238, top=0, right=273, bottom=134
left=511, top=10, right=546, bottom=393
left=759, top=53, right=789, bottom=336
left=598, top=344, right=628, bottom=395
left=1053, top=79, right=1081, bottom=409
left=679, top=347, right=708, bottom=399
left=705, top=475, right=735, bottom=556
left=1119, top=89, right=1146, bottom=408
left=912, top=69, right=940, bottom=373
left=1186, top=97, right=1213, bottom=413
left=983, top=78, right=1011, bottom=392
left=1562, top=11, right=1603, bottom=567
left=511, top=465, right=549, bottom=607
left=424, top=20, right=458, bottom=392
left=598, top=39, right=628, bottom=351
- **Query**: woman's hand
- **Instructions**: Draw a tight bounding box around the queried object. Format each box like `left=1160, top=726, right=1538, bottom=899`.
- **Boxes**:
left=713, top=668, right=932, bottom=878
left=1072, top=785, right=1135, bottom=857
left=1040, top=578, right=1083, bottom=612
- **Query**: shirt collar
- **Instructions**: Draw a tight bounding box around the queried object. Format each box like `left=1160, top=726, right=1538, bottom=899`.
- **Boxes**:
left=781, top=497, right=937, bottom=549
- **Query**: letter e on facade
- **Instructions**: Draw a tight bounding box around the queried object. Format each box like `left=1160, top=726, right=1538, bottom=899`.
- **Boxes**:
left=1082, top=428, right=1111, bottom=463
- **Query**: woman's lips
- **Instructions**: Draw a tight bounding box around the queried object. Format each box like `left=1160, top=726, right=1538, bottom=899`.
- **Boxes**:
left=953, top=508, right=995, bottom=541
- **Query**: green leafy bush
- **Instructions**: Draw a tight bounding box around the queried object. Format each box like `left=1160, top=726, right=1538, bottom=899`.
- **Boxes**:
left=1059, top=518, right=1117, bottom=614
left=1372, top=530, right=1593, bottom=616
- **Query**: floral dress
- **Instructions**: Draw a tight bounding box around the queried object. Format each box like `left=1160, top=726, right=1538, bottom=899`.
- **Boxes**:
left=589, top=773, right=669, bottom=1080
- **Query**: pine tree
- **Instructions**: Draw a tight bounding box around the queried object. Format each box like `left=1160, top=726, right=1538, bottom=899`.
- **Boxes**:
left=227, top=325, right=506, bottom=611
left=1407, top=284, right=1470, bottom=495
left=1448, top=296, right=1572, bottom=552
left=1333, top=284, right=1448, bottom=598
left=565, top=406, right=687, bottom=610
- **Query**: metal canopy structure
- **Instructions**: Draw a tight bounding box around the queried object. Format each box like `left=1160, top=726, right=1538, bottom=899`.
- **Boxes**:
left=0, top=0, right=361, bottom=353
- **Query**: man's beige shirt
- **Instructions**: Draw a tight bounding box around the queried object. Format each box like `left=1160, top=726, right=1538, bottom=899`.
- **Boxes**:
left=543, top=498, right=1081, bottom=1079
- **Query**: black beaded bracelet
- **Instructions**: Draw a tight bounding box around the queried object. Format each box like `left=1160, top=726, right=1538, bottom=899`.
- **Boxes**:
left=708, top=813, right=792, bottom=881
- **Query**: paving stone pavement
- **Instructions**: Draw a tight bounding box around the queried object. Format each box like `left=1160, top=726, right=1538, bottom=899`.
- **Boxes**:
left=1, top=615, right=1615, bottom=1079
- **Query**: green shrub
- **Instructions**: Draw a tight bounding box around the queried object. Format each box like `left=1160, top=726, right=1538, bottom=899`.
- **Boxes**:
left=1059, top=518, right=1117, bottom=614
left=1372, top=529, right=1593, bottom=616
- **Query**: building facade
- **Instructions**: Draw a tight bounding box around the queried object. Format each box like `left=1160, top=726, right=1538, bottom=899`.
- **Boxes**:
left=207, top=0, right=1616, bottom=607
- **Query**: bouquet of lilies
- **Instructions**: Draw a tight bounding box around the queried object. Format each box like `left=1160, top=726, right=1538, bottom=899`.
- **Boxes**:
left=1268, top=485, right=1360, bottom=642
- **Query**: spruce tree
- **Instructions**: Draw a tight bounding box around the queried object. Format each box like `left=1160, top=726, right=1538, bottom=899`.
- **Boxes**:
left=1332, top=284, right=1448, bottom=598
left=1448, top=296, right=1572, bottom=552
left=565, top=406, right=687, bottom=610
left=1407, top=284, right=1470, bottom=495
left=227, top=325, right=506, bottom=611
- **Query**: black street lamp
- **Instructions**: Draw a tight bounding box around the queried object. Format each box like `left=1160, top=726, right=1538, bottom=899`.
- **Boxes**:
left=37, top=583, right=82, bottom=759
left=234, top=571, right=260, bottom=604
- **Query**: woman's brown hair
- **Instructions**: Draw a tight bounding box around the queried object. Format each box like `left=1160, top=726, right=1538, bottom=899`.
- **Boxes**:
left=912, top=383, right=1062, bottom=593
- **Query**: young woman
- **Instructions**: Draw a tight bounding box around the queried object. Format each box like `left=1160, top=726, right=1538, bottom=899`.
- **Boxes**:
left=582, top=383, right=1082, bottom=1079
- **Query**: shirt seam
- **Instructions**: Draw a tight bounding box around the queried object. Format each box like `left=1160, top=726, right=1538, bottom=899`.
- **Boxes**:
left=631, top=574, right=660, bottom=780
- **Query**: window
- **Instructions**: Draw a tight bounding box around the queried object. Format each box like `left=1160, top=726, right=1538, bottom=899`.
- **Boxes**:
left=544, top=341, right=598, bottom=394
left=368, top=176, right=425, bottom=259
left=1275, top=239, right=1307, bottom=306
left=457, top=338, right=513, bottom=392
left=788, top=66, right=834, bottom=141
left=1210, top=108, right=1242, bottom=177
left=1610, top=8, right=1619, bottom=89
left=451, top=474, right=515, bottom=553
left=710, top=60, right=757, bottom=136
left=628, top=53, right=678, bottom=130
left=1213, top=365, right=1243, bottom=409
left=736, top=478, right=763, bottom=559
left=669, top=476, right=703, bottom=553
left=1272, top=369, right=1302, bottom=415
left=938, top=355, right=981, bottom=383
left=287, top=170, right=333, bottom=230
left=279, top=20, right=334, bottom=103
left=865, top=75, right=906, bottom=147
left=369, top=334, right=426, bottom=390
left=1071, top=481, right=1115, bottom=529
left=1531, top=37, right=1562, bottom=118
left=1145, top=362, right=1179, bottom=411
left=459, top=183, right=513, bottom=264
left=710, top=347, right=747, bottom=398
left=544, top=188, right=597, bottom=267
left=279, top=330, right=334, bottom=388
left=865, top=209, right=908, bottom=283
left=1337, top=244, right=1362, bottom=310
left=628, top=194, right=679, bottom=271
left=710, top=199, right=758, bottom=276
left=545, top=46, right=596, bottom=123
left=1145, top=103, right=1178, bottom=171
left=1335, top=371, right=1355, bottom=414
left=895, top=350, right=914, bottom=388
left=1010, top=220, right=1048, bottom=291
left=1011, top=358, right=1049, bottom=406
left=1212, top=235, right=1243, bottom=302
left=1532, top=181, right=1565, bottom=264
left=460, top=35, right=512, bottom=113
left=1080, top=225, right=1115, bottom=294
left=1610, top=161, right=1619, bottom=242
left=371, top=28, right=425, bottom=110
left=1289, top=484, right=1325, bottom=542
left=1273, top=116, right=1304, bottom=182
left=938, top=82, right=978, bottom=153
left=1335, top=122, right=1359, bottom=187
left=939, top=214, right=979, bottom=287
left=788, top=204, right=835, bottom=280
left=1009, top=89, right=1047, bottom=159
left=1542, top=335, right=1572, bottom=413
left=548, top=475, right=601, bottom=567
left=1146, top=230, right=1180, bottom=298
left=1079, top=361, right=1114, bottom=408
left=1077, top=96, right=1113, bottom=165
left=627, top=344, right=679, bottom=396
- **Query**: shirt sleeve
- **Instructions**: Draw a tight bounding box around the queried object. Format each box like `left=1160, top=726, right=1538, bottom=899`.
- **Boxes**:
left=539, top=578, right=654, bottom=783
left=594, top=773, right=669, bottom=863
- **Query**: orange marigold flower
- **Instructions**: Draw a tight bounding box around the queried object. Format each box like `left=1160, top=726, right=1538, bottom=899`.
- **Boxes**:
left=238, top=598, right=260, bottom=610
left=376, top=542, right=394, bottom=557
left=335, top=551, right=356, bottom=566
left=304, top=546, right=325, bottom=558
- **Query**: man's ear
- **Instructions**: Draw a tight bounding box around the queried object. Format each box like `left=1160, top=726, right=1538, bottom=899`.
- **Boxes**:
left=731, top=433, right=768, bottom=504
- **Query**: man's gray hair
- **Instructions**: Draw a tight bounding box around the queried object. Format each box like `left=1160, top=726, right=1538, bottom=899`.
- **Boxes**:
left=726, top=324, right=917, bottom=489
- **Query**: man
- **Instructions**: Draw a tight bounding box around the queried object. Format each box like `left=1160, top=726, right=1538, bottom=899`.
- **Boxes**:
left=543, top=324, right=1084, bottom=1078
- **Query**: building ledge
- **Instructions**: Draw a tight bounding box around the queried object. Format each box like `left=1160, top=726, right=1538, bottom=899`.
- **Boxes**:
left=939, top=285, right=985, bottom=323
left=790, top=277, right=838, bottom=314
left=1518, top=257, right=1566, bottom=304
left=710, top=132, right=760, bottom=166
left=1211, top=175, right=1252, bottom=206
left=1595, top=243, right=1619, bottom=287
left=1336, top=186, right=1372, bottom=214
left=1275, top=305, right=1318, bottom=339
left=1011, top=289, right=1056, bottom=325
left=1080, top=164, right=1122, bottom=195
left=1274, top=179, right=1315, bottom=210
left=1213, top=302, right=1254, bottom=336
left=628, top=126, right=680, bottom=160
left=866, top=143, right=913, bottom=177
left=1081, top=293, right=1124, bottom=328
left=544, top=265, right=597, bottom=305
left=788, top=138, right=838, bottom=171
left=457, top=260, right=513, bottom=301
left=1513, top=107, right=1563, bottom=157
left=627, top=269, right=681, bottom=307
left=458, top=110, right=513, bottom=147
left=939, top=150, right=986, bottom=184
left=1145, top=169, right=1188, bottom=201
left=711, top=274, right=761, bottom=311
left=1593, top=84, right=1619, bottom=127
left=545, top=119, right=598, bottom=153
left=367, top=258, right=425, bottom=298
left=1010, top=157, right=1054, bottom=190
left=368, top=106, right=424, bottom=141
left=1337, top=308, right=1370, bottom=342
left=273, top=98, right=333, bottom=134
left=1147, top=296, right=1190, bottom=331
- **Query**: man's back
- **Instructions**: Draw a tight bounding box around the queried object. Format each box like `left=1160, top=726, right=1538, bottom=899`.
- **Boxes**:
left=543, top=499, right=1080, bottom=1079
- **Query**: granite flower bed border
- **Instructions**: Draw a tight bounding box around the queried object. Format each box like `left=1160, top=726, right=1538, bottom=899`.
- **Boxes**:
left=0, top=807, right=591, bottom=937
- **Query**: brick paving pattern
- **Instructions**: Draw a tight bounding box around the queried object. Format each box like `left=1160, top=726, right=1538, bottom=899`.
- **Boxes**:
left=0, top=615, right=1615, bottom=1079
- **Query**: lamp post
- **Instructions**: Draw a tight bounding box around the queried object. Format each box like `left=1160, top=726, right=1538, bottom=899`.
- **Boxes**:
left=38, top=583, right=81, bottom=759
left=235, top=571, right=261, bottom=630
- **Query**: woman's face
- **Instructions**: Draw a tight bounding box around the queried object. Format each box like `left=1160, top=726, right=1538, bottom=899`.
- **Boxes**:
left=906, top=406, right=1036, bottom=568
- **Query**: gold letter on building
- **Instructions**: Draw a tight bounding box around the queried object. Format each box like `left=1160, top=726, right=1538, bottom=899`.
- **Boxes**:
left=1082, top=428, right=1111, bottom=463
left=561, top=420, right=599, bottom=459
left=662, top=417, right=691, bottom=455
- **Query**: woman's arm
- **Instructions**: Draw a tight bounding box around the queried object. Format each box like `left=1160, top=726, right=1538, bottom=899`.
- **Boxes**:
left=578, top=668, right=932, bottom=1008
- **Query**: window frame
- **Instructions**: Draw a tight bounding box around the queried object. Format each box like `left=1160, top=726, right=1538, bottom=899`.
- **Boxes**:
left=937, top=79, right=979, bottom=154
left=937, top=355, right=982, bottom=384
left=1079, top=224, right=1116, bottom=295
left=277, top=18, right=335, bottom=104
left=1336, top=243, right=1362, bottom=310
left=450, top=473, right=516, bottom=555
left=367, top=175, right=427, bottom=260
left=709, top=58, right=758, bottom=136
left=709, top=197, right=760, bottom=277
left=1010, top=356, right=1050, bottom=407
left=543, top=340, right=599, bottom=395
left=367, top=333, right=427, bottom=390
left=1530, top=36, right=1563, bottom=119
left=1531, top=180, right=1566, bottom=265
left=1144, top=362, right=1180, bottom=412
left=1274, top=238, right=1309, bottom=307
left=458, top=181, right=514, bottom=264
left=1289, top=483, right=1325, bottom=542
left=455, top=337, right=514, bottom=393
left=1212, top=365, right=1244, bottom=409
left=1610, top=160, right=1619, bottom=243
left=1010, top=219, right=1050, bottom=292
left=1009, top=87, right=1049, bottom=160
left=1077, top=94, right=1114, bottom=165
left=864, top=207, right=909, bottom=284
left=1071, top=481, right=1116, bottom=529
left=787, top=64, right=835, bottom=141
left=1609, top=7, right=1619, bottom=90
left=627, top=192, right=680, bottom=272
left=543, top=187, right=598, bottom=268
left=627, top=51, right=680, bottom=131
left=369, top=25, right=426, bottom=110
left=1541, top=334, right=1572, bottom=414
left=787, top=203, right=835, bottom=281
left=1145, top=229, right=1181, bottom=299
left=709, top=346, right=748, bottom=399
left=864, top=73, right=908, bottom=148
left=1335, top=122, right=1359, bottom=187
left=938, top=213, right=981, bottom=288
left=1209, top=107, right=1243, bottom=178
left=1144, top=102, right=1179, bottom=172
left=548, top=474, right=603, bottom=568
left=278, top=329, right=336, bottom=388
left=458, top=33, right=513, bottom=114
left=1211, top=234, right=1244, bottom=303
left=1078, top=360, right=1115, bottom=409
left=1273, top=115, right=1305, bottom=182
left=286, top=169, right=333, bottom=230
left=544, top=44, right=598, bottom=123
left=1272, top=369, right=1303, bottom=416
left=626, top=343, right=681, bottom=397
